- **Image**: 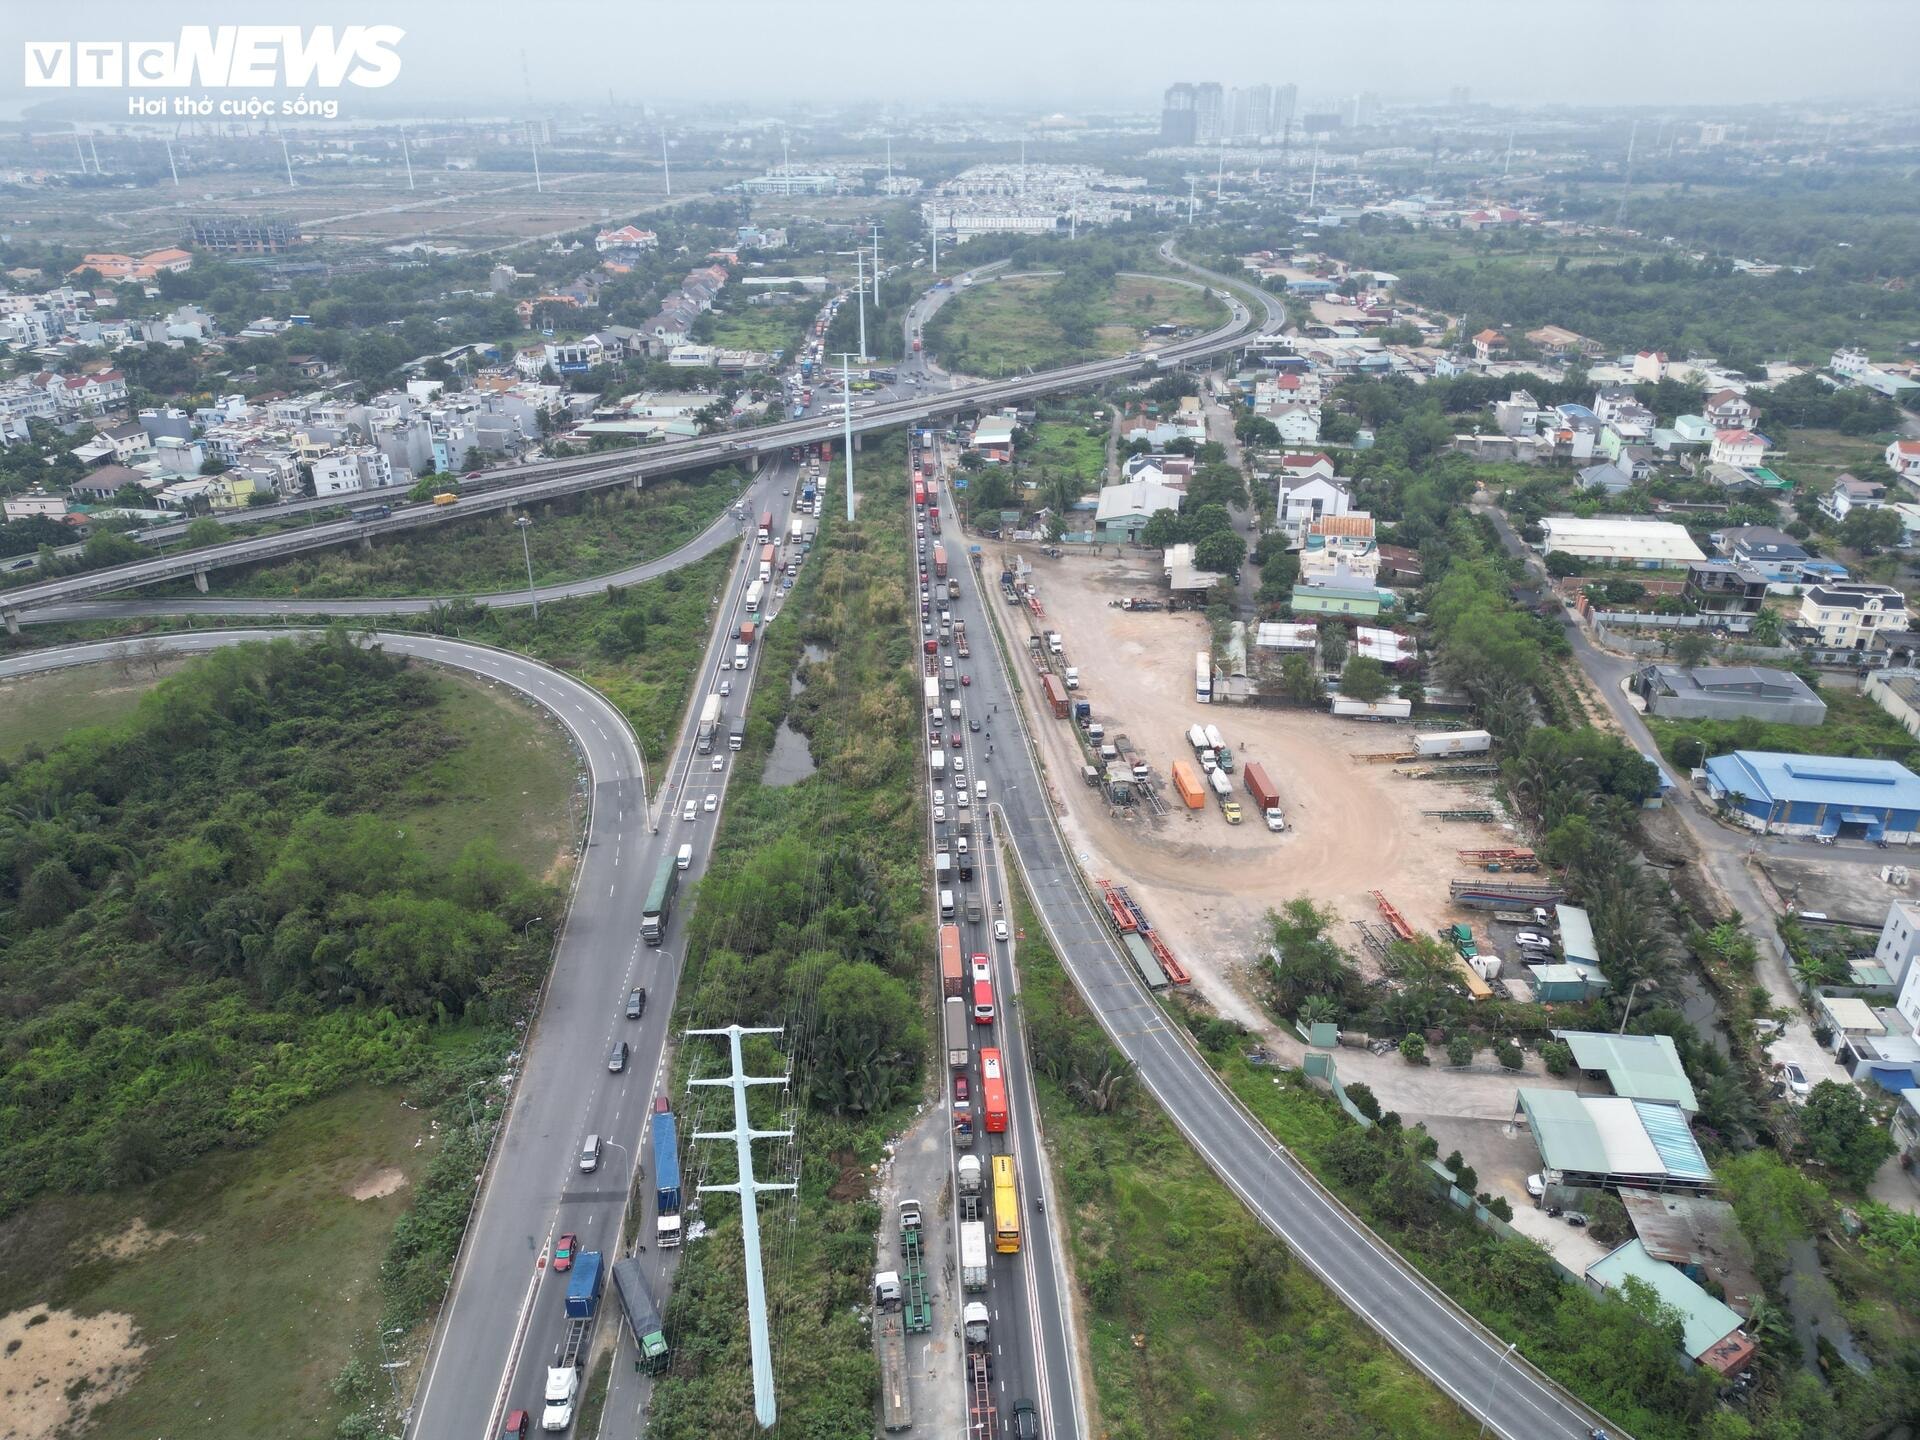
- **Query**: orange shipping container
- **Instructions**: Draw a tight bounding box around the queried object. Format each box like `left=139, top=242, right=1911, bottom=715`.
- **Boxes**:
left=939, top=924, right=965, bottom=998
left=1171, top=760, right=1206, bottom=810
left=1041, top=673, right=1068, bottom=719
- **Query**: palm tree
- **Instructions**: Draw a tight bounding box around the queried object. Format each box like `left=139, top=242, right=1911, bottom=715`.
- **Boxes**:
left=1299, top=994, right=1342, bottom=1029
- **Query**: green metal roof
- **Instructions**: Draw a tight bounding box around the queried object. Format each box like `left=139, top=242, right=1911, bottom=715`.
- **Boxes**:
left=1518, top=1088, right=1610, bottom=1173
left=1586, top=1240, right=1745, bottom=1360
left=1556, top=1030, right=1699, bottom=1113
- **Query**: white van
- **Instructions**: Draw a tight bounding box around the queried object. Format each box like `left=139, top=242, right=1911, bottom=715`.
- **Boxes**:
left=940, top=888, right=955, bottom=919
left=676, top=843, right=694, bottom=871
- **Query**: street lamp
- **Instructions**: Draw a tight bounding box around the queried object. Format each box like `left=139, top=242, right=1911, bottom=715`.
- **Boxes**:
left=1478, top=1340, right=1517, bottom=1439
left=515, top=514, right=539, bottom=622
left=523, top=915, right=547, bottom=940
left=1618, top=977, right=1655, bottom=1034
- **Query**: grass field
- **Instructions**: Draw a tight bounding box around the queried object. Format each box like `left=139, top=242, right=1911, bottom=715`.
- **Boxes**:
left=0, top=658, right=188, bottom=759
left=1773, top=426, right=1903, bottom=490
left=933, top=271, right=1227, bottom=377
left=705, top=302, right=812, bottom=357
left=1012, top=886, right=1477, bottom=1440
left=1023, top=420, right=1109, bottom=484
left=192, top=477, right=735, bottom=600
left=0, top=1087, right=432, bottom=1440
left=394, top=668, right=584, bottom=876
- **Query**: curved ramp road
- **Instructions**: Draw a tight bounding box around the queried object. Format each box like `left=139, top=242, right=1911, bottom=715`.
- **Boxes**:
left=938, top=494, right=1617, bottom=1440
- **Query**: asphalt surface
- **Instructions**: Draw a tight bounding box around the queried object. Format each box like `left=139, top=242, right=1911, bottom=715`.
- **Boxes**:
left=907, top=457, right=1086, bottom=1439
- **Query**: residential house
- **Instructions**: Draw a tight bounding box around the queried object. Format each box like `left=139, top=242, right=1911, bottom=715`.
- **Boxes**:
left=1276, top=452, right=1337, bottom=483
left=2, top=488, right=69, bottom=522
left=1632, top=351, right=1669, bottom=383
left=1292, top=563, right=1383, bottom=618
left=1703, top=389, right=1755, bottom=431
left=1492, top=388, right=1543, bottom=437
left=1278, top=471, right=1351, bottom=542
left=1711, top=526, right=1816, bottom=586
left=1471, top=328, right=1506, bottom=362
left=68, top=462, right=152, bottom=503
left=972, top=415, right=1017, bottom=460
left=1708, top=429, right=1769, bottom=470
left=1299, top=514, right=1379, bottom=582
left=594, top=225, right=658, bottom=253
left=310, top=447, right=395, bottom=497
left=1820, top=473, right=1887, bottom=523
left=1799, top=582, right=1910, bottom=650
left=1577, top=461, right=1634, bottom=495
left=1886, top=439, right=1920, bottom=483
left=1526, top=324, right=1595, bottom=357
left=1684, top=560, right=1769, bottom=622
left=1584, top=1242, right=1755, bottom=1376
left=1266, top=403, right=1320, bottom=445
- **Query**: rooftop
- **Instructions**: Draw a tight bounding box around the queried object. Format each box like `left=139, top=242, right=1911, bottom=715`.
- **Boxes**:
left=1518, top=1089, right=1711, bottom=1184
left=1556, top=1031, right=1700, bottom=1112
left=1555, top=904, right=1598, bottom=966
left=1539, top=516, right=1706, bottom=564
left=1586, top=1240, right=1754, bottom=1372
left=1703, top=751, right=1920, bottom=812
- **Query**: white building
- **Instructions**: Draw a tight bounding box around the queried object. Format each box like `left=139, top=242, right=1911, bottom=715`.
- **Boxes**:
left=1798, top=582, right=1910, bottom=650
left=1277, top=473, right=1351, bottom=543
left=1538, top=516, right=1707, bottom=568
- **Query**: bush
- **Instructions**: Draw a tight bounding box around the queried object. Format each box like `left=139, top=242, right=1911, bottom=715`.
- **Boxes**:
left=1542, top=1039, right=1573, bottom=1076
left=1495, top=1040, right=1525, bottom=1071
left=1399, top=1033, right=1426, bottom=1065
left=1446, top=1035, right=1475, bottom=1068
left=1483, top=1195, right=1514, bottom=1222
left=1343, top=1081, right=1382, bottom=1123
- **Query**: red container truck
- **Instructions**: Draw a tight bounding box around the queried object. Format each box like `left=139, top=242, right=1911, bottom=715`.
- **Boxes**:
left=1041, top=673, right=1069, bottom=719
left=939, top=924, right=965, bottom=999
left=933, top=544, right=948, bottom=579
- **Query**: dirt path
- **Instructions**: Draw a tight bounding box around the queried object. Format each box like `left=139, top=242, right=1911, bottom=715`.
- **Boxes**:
left=0, top=1305, right=146, bottom=1440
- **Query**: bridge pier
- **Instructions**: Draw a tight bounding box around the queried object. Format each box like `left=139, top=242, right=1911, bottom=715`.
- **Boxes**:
left=193, top=567, right=209, bottom=594
left=359, top=532, right=374, bottom=552
left=2, top=610, right=17, bottom=637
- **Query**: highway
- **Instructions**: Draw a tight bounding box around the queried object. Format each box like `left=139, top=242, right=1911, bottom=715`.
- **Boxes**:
left=946, top=508, right=1617, bottom=1438
left=0, top=248, right=1264, bottom=623
left=906, top=443, right=1085, bottom=1440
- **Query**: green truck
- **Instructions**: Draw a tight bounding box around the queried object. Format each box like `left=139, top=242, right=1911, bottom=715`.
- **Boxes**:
left=610, top=1256, right=670, bottom=1374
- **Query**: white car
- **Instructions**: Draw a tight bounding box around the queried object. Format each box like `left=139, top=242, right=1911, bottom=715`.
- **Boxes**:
left=956, top=791, right=970, bottom=809
left=994, top=919, right=1009, bottom=943
left=934, top=805, right=947, bottom=824
left=1526, top=1173, right=1547, bottom=1200
left=704, top=793, right=718, bottom=813
left=1780, top=1061, right=1812, bottom=1098
left=682, top=802, right=697, bottom=823
left=975, top=782, right=987, bottom=799
left=720, top=680, right=732, bottom=697
left=711, top=756, right=725, bottom=772
left=1514, top=930, right=1554, bottom=950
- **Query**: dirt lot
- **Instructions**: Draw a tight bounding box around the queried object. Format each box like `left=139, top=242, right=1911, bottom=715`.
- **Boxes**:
left=996, top=546, right=1523, bottom=1031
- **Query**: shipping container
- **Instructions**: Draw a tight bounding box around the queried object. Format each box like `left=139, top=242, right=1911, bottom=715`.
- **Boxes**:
left=1041, top=672, right=1069, bottom=718
left=1413, top=728, right=1492, bottom=757
left=1244, top=761, right=1282, bottom=813
left=940, top=924, right=965, bottom=998
left=1332, top=696, right=1413, bottom=719
left=944, top=996, right=970, bottom=1069
left=1170, top=760, right=1206, bottom=810
left=933, top=543, right=948, bottom=579
left=1195, top=651, right=1212, bottom=704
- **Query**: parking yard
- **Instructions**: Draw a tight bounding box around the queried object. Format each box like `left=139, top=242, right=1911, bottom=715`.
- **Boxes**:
left=993, top=545, right=1525, bottom=1029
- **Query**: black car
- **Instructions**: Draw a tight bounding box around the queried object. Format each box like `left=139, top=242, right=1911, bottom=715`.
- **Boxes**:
left=627, top=987, right=647, bottom=1019
left=1010, top=1398, right=1039, bottom=1439
left=608, top=1040, right=630, bottom=1073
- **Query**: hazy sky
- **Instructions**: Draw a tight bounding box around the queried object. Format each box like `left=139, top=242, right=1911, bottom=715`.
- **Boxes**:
left=7, top=0, right=1917, bottom=115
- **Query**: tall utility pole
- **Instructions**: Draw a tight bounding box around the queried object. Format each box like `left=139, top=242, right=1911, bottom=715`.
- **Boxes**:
left=931, top=224, right=938, bottom=278
left=662, top=131, right=673, bottom=195
left=688, top=1024, right=796, bottom=1430
left=1215, top=137, right=1225, bottom=200
left=1613, top=117, right=1639, bottom=226
left=88, top=134, right=101, bottom=173
left=530, top=125, right=543, bottom=194
left=1186, top=175, right=1196, bottom=223
left=400, top=133, right=414, bottom=190
left=72, top=133, right=87, bottom=173
left=1503, top=125, right=1515, bottom=177
left=164, top=139, right=180, bottom=186
left=1307, top=147, right=1320, bottom=209
left=515, top=515, right=539, bottom=621
left=872, top=224, right=882, bottom=318
left=835, top=351, right=857, bottom=520
left=280, top=135, right=295, bottom=188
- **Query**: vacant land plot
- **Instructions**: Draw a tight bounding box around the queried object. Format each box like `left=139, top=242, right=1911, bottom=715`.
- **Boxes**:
left=1773, top=426, right=1903, bottom=490
left=0, top=1086, right=432, bottom=1440
left=0, top=657, right=188, bottom=758
left=1023, top=420, right=1108, bottom=484
left=933, top=272, right=1226, bottom=377
left=991, top=546, right=1517, bottom=1031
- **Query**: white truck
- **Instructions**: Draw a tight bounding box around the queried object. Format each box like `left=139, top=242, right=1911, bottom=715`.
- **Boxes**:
left=745, top=578, right=765, bottom=613
left=1187, top=723, right=1209, bottom=753
left=924, top=676, right=941, bottom=712
left=1204, top=723, right=1226, bottom=753
left=1045, top=631, right=1063, bottom=654
left=733, top=642, right=750, bottom=670
left=1209, top=767, right=1233, bottom=800
left=1414, top=728, right=1492, bottom=757
left=960, top=1221, right=989, bottom=1291
left=1064, top=666, right=1079, bottom=690
left=542, top=1367, right=579, bottom=1432
left=696, top=694, right=722, bottom=754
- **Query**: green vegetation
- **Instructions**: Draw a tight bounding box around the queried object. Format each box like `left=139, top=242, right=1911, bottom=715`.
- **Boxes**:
left=1017, top=887, right=1478, bottom=1440
left=927, top=266, right=1225, bottom=377
left=395, top=546, right=733, bottom=780
left=1648, top=688, right=1920, bottom=770
left=0, top=1086, right=433, bottom=1440
left=648, top=432, right=925, bottom=1437
left=702, top=303, right=811, bottom=358
left=0, top=657, right=187, bottom=759
left=1024, top=419, right=1108, bottom=485
left=193, top=476, right=737, bottom=600
left=0, top=635, right=555, bottom=1217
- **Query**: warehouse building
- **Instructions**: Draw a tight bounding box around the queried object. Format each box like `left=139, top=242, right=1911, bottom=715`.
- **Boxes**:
left=1538, top=516, right=1706, bottom=568
left=1700, top=750, right=1920, bottom=842
left=1630, top=664, right=1827, bottom=726
left=1585, top=1241, right=1756, bottom=1375
left=1554, top=1031, right=1700, bottom=1114
left=1515, top=1088, right=1713, bottom=1192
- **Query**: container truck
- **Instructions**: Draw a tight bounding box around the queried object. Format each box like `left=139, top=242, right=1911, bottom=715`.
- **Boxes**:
left=933, top=543, right=948, bottom=579
left=758, top=543, right=776, bottom=581
left=1243, top=762, right=1286, bottom=831
left=696, top=694, right=722, bottom=754
left=1204, top=724, right=1225, bottom=753
left=1414, top=728, right=1492, bottom=757
left=728, top=718, right=745, bottom=752
left=955, top=621, right=969, bottom=658
left=788, top=516, right=805, bottom=544
left=1187, top=724, right=1208, bottom=753
left=945, top=996, right=970, bottom=1070
left=1195, top=651, right=1212, bottom=704
left=738, top=621, right=756, bottom=647
left=744, top=579, right=764, bottom=613
left=1041, top=673, right=1069, bottom=718
left=610, top=1257, right=670, bottom=1374
left=929, top=507, right=941, bottom=536
left=924, top=676, right=941, bottom=712
left=935, top=852, right=953, bottom=888
left=959, top=1221, right=989, bottom=1291
left=566, top=1250, right=605, bottom=1318
left=546, top=1250, right=604, bottom=1430
left=757, top=511, right=772, bottom=542
left=652, top=1099, right=683, bottom=1248
left=940, top=924, right=965, bottom=998
left=1171, top=760, right=1206, bottom=810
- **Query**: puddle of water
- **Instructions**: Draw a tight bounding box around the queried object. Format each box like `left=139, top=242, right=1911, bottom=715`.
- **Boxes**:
left=1783, top=1235, right=1870, bottom=1377
left=762, top=720, right=817, bottom=786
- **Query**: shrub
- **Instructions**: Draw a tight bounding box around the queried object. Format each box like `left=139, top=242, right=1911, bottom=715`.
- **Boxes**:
left=1495, top=1040, right=1525, bottom=1071
left=1541, top=1040, right=1573, bottom=1076
left=1447, top=1035, right=1476, bottom=1068
left=1343, top=1081, right=1382, bottom=1123
left=1399, top=1033, right=1426, bottom=1065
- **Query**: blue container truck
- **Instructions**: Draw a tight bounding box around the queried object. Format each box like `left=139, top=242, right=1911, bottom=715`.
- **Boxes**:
left=565, top=1250, right=605, bottom=1319
left=652, top=1098, right=683, bottom=1247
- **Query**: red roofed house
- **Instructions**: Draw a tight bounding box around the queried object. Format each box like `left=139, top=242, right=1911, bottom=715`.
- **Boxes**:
left=1472, top=328, right=1507, bottom=363
left=1704, top=389, right=1754, bottom=431
left=1277, top=452, right=1336, bottom=482
left=1633, top=351, right=1669, bottom=384
left=594, top=225, right=658, bottom=253
left=1709, top=429, right=1769, bottom=470
left=68, top=248, right=193, bottom=281
left=1888, top=439, right=1920, bottom=482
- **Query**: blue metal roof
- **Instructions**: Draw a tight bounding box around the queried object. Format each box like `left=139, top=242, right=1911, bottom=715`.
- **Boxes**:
left=1703, top=751, right=1920, bottom=811
left=1635, top=1101, right=1712, bottom=1179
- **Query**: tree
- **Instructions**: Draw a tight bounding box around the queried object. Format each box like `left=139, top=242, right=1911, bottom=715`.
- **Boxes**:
left=1340, top=655, right=1390, bottom=702
left=1799, top=1081, right=1896, bottom=1190
left=1266, top=897, right=1360, bottom=1014
left=184, top=517, right=227, bottom=549
left=1749, top=608, right=1782, bottom=645
left=1319, top=622, right=1348, bottom=670
left=1670, top=629, right=1714, bottom=669
left=1279, top=653, right=1321, bottom=705
left=1234, top=412, right=1280, bottom=447
left=1446, top=1035, right=1475, bottom=1067
left=1192, top=529, right=1246, bottom=576
left=806, top=961, right=923, bottom=1115
left=1543, top=550, right=1584, bottom=579
left=1399, top=1033, right=1426, bottom=1064
left=1138, top=509, right=1183, bottom=549
left=1228, top=1233, right=1292, bottom=1320
left=1840, top=506, right=1905, bottom=556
